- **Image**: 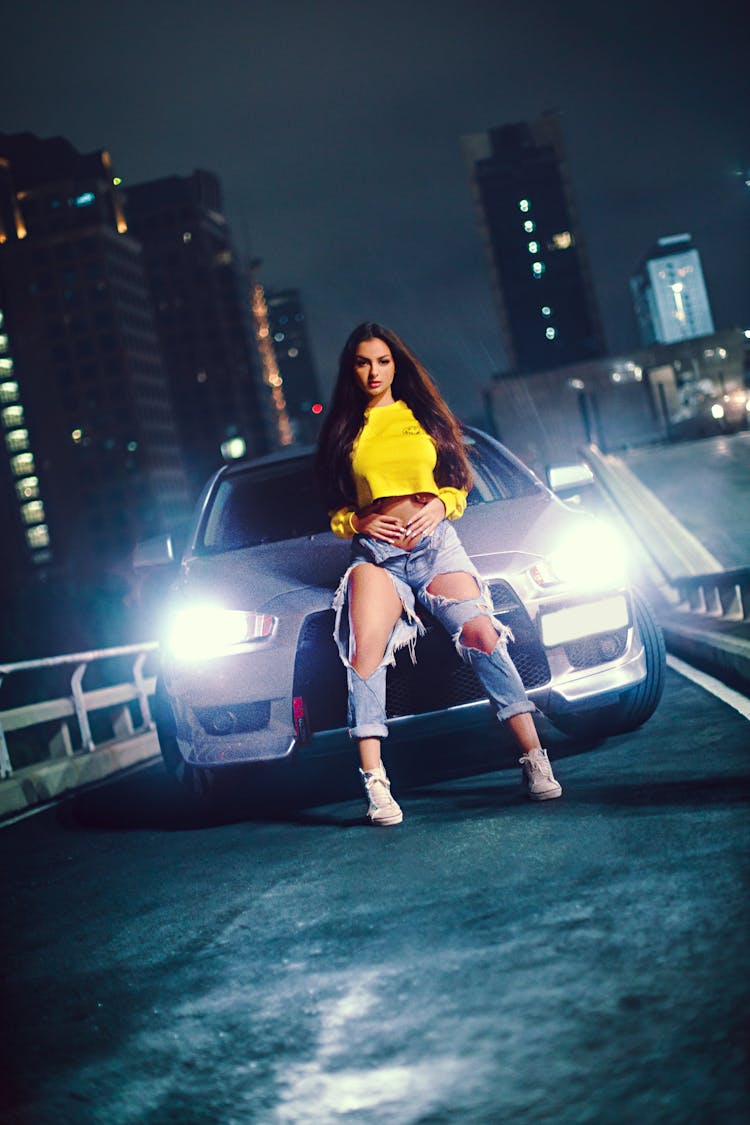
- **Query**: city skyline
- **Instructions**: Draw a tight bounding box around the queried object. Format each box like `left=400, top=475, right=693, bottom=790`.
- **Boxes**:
left=1, top=0, right=748, bottom=419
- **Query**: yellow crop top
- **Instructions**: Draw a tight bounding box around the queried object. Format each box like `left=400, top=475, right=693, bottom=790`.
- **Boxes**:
left=329, top=399, right=468, bottom=538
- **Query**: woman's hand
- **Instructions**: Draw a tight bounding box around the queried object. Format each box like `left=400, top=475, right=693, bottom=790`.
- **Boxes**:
left=401, top=497, right=446, bottom=545
left=353, top=510, right=407, bottom=544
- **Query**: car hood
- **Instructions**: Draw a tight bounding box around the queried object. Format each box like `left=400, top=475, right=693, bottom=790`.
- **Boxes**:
left=176, top=493, right=593, bottom=613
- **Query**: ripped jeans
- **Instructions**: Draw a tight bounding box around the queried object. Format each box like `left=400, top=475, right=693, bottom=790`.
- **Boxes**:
left=332, top=519, right=536, bottom=740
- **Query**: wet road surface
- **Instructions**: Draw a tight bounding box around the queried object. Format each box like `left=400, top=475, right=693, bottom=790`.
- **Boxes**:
left=1, top=666, right=749, bottom=1124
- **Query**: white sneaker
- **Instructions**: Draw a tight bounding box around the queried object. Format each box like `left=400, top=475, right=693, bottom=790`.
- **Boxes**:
left=519, top=748, right=562, bottom=801
left=359, top=763, right=404, bottom=826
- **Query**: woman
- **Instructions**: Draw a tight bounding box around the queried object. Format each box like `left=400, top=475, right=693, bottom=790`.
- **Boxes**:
left=316, top=322, right=562, bottom=826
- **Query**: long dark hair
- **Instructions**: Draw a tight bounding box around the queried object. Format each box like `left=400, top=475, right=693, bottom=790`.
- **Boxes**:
left=315, top=322, right=473, bottom=510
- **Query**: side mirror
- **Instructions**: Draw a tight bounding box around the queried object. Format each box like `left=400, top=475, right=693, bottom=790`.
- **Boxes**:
left=546, top=463, right=595, bottom=495
left=132, top=534, right=177, bottom=569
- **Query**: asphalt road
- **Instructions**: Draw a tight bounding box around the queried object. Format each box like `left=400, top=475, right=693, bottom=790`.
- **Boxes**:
left=2, top=665, right=749, bottom=1125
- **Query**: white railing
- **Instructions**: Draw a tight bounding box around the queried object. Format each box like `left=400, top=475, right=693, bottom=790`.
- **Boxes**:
left=0, top=643, right=159, bottom=780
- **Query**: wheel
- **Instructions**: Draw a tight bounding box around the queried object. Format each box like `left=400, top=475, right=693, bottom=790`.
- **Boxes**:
left=153, top=675, right=217, bottom=798
left=550, top=589, right=666, bottom=738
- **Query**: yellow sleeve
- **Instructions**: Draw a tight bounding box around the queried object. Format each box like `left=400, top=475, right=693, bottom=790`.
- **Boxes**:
left=437, top=487, right=467, bottom=521
left=330, top=507, right=358, bottom=539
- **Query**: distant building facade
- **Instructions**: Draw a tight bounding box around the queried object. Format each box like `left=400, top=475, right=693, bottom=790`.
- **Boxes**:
left=483, top=328, right=746, bottom=477
left=464, top=111, right=606, bottom=374
left=630, top=233, right=715, bottom=346
left=0, top=132, right=191, bottom=599
left=125, top=171, right=271, bottom=495
left=265, top=288, right=323, bottom=444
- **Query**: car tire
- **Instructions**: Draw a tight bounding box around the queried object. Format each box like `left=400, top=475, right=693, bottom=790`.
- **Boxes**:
left=550, top=589, right=666, bottom=739
left=153, top=675, right=217, bottom=798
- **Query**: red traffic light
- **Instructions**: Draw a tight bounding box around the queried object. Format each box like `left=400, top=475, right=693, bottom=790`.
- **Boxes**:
left=311, top=403, right=323, bottom=415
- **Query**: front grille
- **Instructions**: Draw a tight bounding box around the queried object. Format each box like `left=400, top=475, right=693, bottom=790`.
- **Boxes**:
left=293, top=580, right=550, bottom=735
left=564, top=628, right=628, bottom=669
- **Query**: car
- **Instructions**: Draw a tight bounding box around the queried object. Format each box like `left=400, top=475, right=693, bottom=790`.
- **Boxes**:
left=134, top=428, right=665, bottom=795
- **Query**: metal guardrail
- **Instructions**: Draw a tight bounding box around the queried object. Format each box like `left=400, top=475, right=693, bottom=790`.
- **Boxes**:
left=581, top=444, right=750, bottom=627
left=671, top=568, right=750, bottom=623
left=0, top=642, right=159, bottom=781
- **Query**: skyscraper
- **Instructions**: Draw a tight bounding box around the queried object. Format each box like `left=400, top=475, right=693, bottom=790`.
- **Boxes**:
left=265, top=288, right=323, bottom=444
left=630, top=234, right=715, bottom=346
left=0, top=133, right=190, bottom=601
left=125, top=171, right=271, bottom=495
left=464, top=111, right=606, bottom=374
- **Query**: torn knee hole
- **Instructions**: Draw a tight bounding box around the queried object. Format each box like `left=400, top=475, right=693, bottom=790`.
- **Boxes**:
left=459, top=616, right=501, bottom=655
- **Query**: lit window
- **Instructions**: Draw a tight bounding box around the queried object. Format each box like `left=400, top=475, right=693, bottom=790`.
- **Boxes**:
left=0, top=334, right=9, bottom=353
left=523, top=220, right=535, bottom=233
left=541, top=306, right=552, bottom=317
left=0, top=310, right=4, bottom=328
left=196, top=370, right=207, bottom=383
left=127, top=440, right=138, bottom=452
left=528, top=241, right=539, bottom=254
left=545, top=327, right=556, bottom=340
left=21, top=500, right=45, bottom=525
left=71, top=428, right=83, bottom=444
left=0, top=380, right=19, bottom=403
left=0, top=357, right=13, bottom=373
left=551, top=231, right=573, bottom=250
left=519, top=199, right=530, bottom=212
left=5, top=428, right=29, bottom=452
left=182, top=232, right=192, bottom=243
left=26, top=524, right=50, bottom=549
left=532, top=261, right=545, bottom=277
left=2, top=404, right=24, bottom=428
left=74, top=192, right=95, bottom=207
left=15, top=476, right=39, bottom=501
left=11, top=452, right=34, bottom=475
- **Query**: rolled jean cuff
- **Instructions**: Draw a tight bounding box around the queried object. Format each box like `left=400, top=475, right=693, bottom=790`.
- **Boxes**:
left=496, top=700, right=537, bottom=722
left=348, top=723, right=389, bottom=740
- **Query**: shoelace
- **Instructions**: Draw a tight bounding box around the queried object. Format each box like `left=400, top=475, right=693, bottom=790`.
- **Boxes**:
left=365, top=775, right=392, bottom=808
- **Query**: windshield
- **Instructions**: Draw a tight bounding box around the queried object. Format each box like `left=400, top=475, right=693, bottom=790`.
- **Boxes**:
left=198, top=441, right=540, bottom=553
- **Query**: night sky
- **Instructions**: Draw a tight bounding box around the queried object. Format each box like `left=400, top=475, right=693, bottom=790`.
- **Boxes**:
left=2, top=0, right=748, bottom=419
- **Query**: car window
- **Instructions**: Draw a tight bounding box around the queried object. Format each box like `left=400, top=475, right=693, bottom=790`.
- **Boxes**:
left=465, top=436, right=541, bottom=504
left=199, top=438, right=541, bottom=551
left=200, top=461, right=330, bottom=551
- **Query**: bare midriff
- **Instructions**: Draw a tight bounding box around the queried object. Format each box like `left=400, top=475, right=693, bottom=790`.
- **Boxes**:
left=357, top=493, right=439, bottom=549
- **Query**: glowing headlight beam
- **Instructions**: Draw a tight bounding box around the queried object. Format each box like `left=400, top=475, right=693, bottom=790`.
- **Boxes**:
left=529, top=520, right=628, bottom=590
left=167, top=607, right=275, bottom=660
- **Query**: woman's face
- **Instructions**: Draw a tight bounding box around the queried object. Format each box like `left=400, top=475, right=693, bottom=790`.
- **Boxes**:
left=353, top=337, right=396, bottom=406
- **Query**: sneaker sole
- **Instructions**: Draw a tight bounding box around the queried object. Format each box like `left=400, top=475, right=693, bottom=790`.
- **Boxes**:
left=527, top=786, right=563, bottom=801
left=368, top=810, right=404, bottom=826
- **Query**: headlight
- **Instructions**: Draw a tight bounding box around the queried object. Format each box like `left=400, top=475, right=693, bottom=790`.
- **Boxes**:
left=529, top=520, right=628, bottom=590
left=166, top=606, right=276, bottom=660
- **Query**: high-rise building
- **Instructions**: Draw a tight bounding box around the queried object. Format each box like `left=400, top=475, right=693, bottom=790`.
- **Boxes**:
left=630, top=234, right=715, bottom=346
left=265, top=288, right=323, bottom=444
left=0, top=133, right=191, bottom=602
left=125, top=171, right=271, bottom=495
left=464, top=111, right=606, bottom=374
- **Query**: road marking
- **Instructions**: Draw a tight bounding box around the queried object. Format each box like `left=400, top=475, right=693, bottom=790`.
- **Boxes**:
left=666, top=654, right=750, bottom=721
